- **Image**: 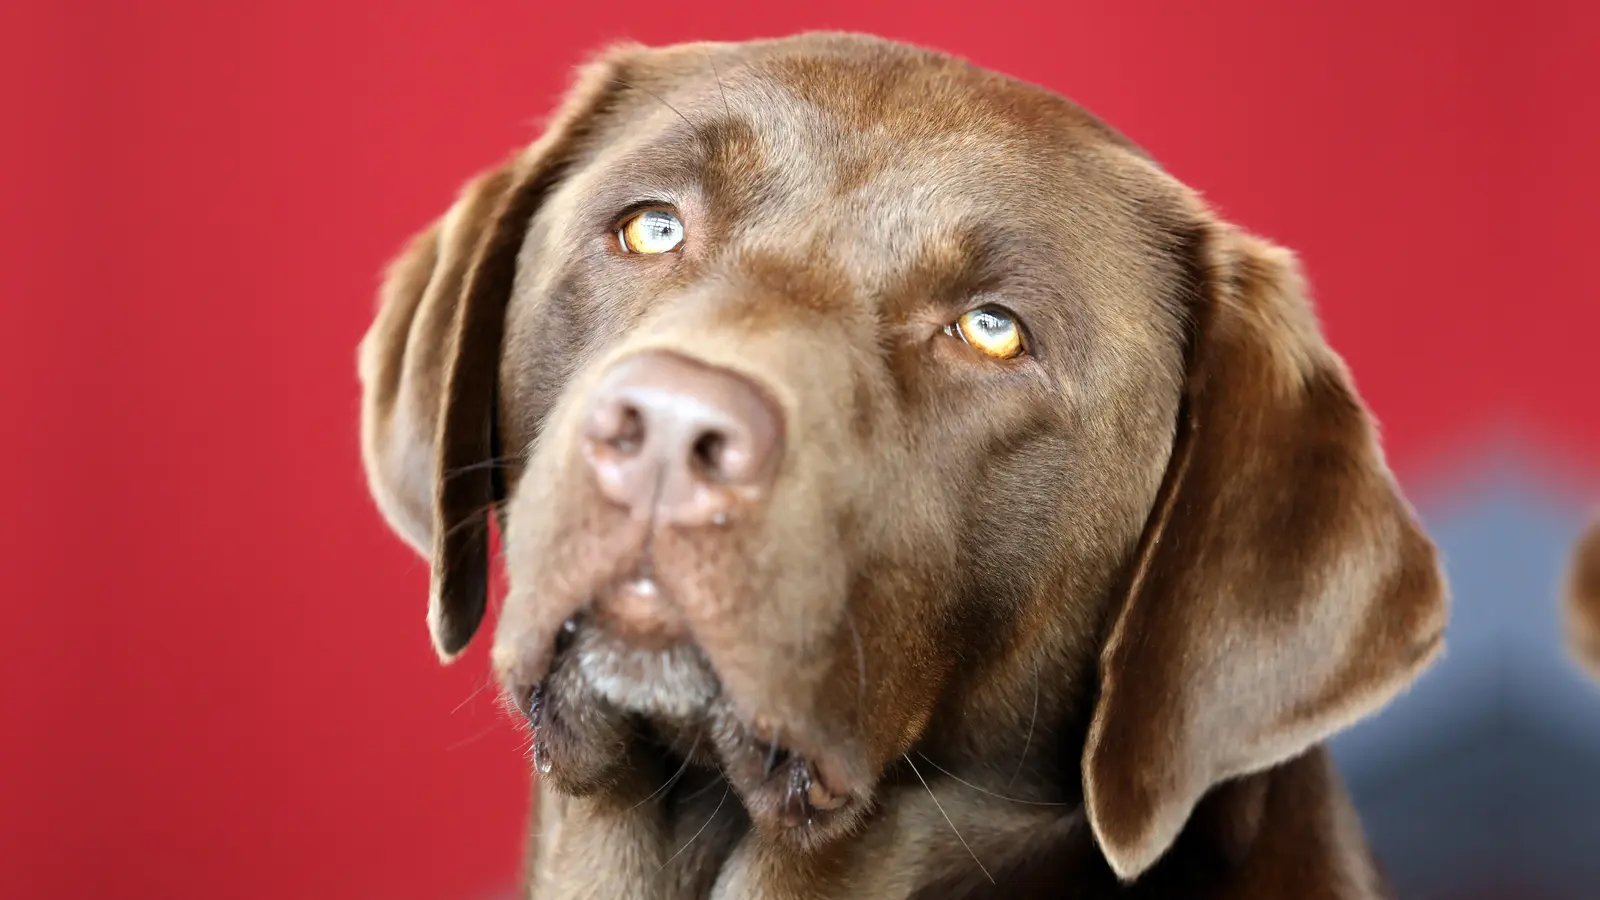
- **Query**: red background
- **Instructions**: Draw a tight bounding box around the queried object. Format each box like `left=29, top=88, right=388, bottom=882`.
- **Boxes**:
left=3, top=2, right=1595, bottom=898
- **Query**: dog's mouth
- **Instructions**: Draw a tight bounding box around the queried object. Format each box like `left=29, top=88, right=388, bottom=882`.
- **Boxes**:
left=715, top=709, right=857, bottom=830
left=510, top=579, right=865, bottom=837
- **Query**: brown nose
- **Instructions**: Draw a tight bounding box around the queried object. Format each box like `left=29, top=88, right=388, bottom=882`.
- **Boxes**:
left=582, top=350, right=783, bottom=526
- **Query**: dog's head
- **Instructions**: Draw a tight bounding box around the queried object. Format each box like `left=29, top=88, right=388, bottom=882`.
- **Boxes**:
left=1567, top=515, right=1600, bottom=681
left=358, top=33, right=1446, bottom=880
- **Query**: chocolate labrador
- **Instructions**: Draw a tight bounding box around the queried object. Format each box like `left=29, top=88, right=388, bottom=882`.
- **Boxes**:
left=357, top=32, right=1449, bottom=899
left=1568, top=515, right=1600, bottom=681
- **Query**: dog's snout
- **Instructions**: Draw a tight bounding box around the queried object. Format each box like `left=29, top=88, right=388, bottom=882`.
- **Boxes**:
left=583, top=350, right=782, bottom=525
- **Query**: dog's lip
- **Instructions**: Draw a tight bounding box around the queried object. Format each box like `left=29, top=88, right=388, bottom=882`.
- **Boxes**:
left=496, top=609, right=582, bottom=720
left=744, top=714, right=866, bottom=812
left=804, top=752, right=857, bottom=804
left=786, top=755, right=850, bottom=812
left=495, top=567, right=655, bottom=696
left=767, top=754, right=848, bottom=827
left=591, top=575, right=690, bottom=648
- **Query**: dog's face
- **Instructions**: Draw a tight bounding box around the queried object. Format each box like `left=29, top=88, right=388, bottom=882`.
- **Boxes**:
left=490, top=36, right=1190, bottom=839
left=359, top=33, right=1446, bottom=880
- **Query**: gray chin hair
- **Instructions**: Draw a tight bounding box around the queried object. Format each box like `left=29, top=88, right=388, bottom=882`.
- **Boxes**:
left=573, top=633, right=721, bottom=723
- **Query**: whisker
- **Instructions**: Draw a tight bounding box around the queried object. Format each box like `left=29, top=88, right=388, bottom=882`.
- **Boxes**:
left=913, top=751, right=1073, bottom=807
left=764, top=729, right=783, bottom=778
left=844, top=609, right=867, bottom=725
left=661, top=781, right=730, bottom=871
left=444, top=721, right=505, bottom=752
left=451, top=672, right=500, bottom=716
left=630, top=732, right=701, bottom=812
left=637, top=460, right=668, bottom=577
left=707, top=51, right=731, bottom=120
left=1006, top=655, right=1040, bottom=790
left=679, top=771, right=728, bottom=804
left=500, top=686, right=529, bottom=722
left=441, top=455, right=523, bottom=479
left=903, top=753, right=994, bottom=884
left=611, top=78, right=696, bottom=132
left=437, top=496, right=514, bottom=544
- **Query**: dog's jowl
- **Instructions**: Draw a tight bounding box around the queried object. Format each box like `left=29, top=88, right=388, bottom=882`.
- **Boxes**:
left=357, top=32, right=1449, bottom=900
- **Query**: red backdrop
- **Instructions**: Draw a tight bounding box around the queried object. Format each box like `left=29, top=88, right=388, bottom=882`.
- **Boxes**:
left=3, top=2, right=1595, bottom=898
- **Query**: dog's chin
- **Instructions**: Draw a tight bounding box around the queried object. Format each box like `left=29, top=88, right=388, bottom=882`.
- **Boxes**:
left=524, top=620, right=878, bottom=849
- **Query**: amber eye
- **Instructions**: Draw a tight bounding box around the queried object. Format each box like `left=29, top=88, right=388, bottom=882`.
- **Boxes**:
left=617, top=209, right=685, bottom=254
left=946, top=306, right=1026, bottom=360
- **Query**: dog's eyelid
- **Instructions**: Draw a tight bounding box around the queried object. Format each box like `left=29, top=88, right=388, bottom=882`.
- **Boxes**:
left=609, top=198, right=681, bottom=225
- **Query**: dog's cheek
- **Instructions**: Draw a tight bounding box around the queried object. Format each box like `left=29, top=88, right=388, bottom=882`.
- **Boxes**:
left=846, top=470, right=968, bottom=763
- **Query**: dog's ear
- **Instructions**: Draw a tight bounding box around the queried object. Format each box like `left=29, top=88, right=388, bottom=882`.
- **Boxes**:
left=1082, top=216, right=1449, bottom=880
left=357, top=46, right=640, bottom=662
left=1566, top=515, right=1600, bottom=681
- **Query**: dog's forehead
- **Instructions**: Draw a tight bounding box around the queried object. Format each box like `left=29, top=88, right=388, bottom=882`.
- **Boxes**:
left=687, top=34, right=1134, bottom=152
left=679, top=41, right=1127, bottom=201
left=584, top=42, right=1168, bottom=289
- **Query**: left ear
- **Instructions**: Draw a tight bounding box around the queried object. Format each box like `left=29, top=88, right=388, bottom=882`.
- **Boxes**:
left=1082, top=212, right=1449, bottom=881
left=1566, top=514, right=1600, bottom=681
left=355, top=45, right=645, bottom=661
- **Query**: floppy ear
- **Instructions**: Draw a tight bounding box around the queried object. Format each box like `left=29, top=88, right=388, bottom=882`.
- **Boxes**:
left=357, top=47, right=638, bottom=661
left=1566, top=515, right=1600, bottom=681
left=1082, top=217, right=1449, bottom=880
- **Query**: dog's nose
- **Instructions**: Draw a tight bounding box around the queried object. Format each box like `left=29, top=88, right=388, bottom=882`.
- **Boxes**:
left=582, top=350, right=783, bottom=526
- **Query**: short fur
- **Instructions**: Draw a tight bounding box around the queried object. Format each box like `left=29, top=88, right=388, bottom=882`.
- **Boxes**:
left=356, top=33, right=1448, bottom=899
left=1567, top=515, right=1600, bottom=682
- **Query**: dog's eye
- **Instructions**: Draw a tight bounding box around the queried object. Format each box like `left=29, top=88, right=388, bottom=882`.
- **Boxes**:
left=617, top=209, right=685, bottom=254
left=946, top=306, right=1026, bottom=360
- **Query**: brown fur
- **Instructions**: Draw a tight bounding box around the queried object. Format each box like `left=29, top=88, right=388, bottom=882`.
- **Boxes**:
left=356, top=33, right=1448, bottom=899
left=1567, top=515, right=1600, bottom=681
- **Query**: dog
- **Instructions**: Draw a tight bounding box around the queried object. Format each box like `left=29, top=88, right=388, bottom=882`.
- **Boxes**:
left=1568, top=515, right=1600, bottom=682
left=356, top=32, right=1448, bottom=899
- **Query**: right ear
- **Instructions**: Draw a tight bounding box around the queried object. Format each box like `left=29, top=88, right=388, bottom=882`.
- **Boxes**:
left=1081, top=216, right=1448, bottom=880
left=357, top=46, right=640, bottom=662
left=1567, top=514, right=1600, bottom=681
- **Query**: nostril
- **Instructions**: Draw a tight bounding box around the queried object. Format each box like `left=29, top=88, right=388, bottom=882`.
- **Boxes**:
left=691, top=429, right=730, bottom=481
left=585, top=394, right=648, bottom=456
left=609, top=404, right=646, bottom=454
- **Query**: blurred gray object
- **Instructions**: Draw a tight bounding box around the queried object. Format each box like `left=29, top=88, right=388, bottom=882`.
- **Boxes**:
left=1332, top=447, right=1600, bottom=899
